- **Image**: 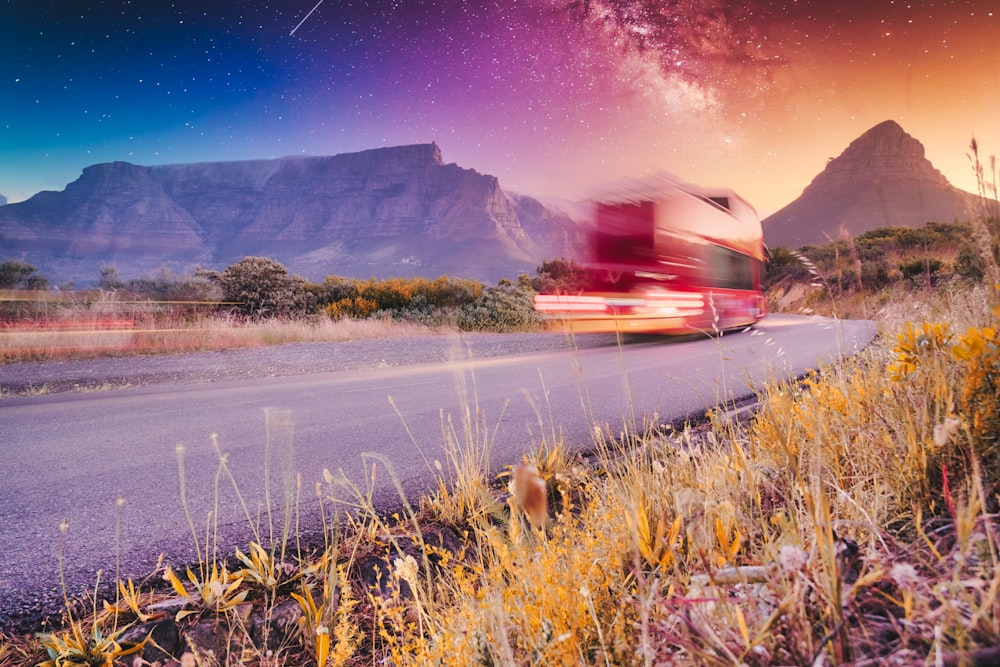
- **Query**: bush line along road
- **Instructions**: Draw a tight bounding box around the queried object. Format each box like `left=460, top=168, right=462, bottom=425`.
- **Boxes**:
left=0, top=315, right=876, bottom=633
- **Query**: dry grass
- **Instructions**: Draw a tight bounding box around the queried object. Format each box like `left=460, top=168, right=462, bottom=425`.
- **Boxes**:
left=0, top=310, right=444, bottom=364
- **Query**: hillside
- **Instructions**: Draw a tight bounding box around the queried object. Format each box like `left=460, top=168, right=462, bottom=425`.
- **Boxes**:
left=763, top=120, right=986, bottom=248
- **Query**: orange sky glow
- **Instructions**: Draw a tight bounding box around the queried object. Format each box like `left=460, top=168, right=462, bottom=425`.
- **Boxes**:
left=491, top=1, right=1000, bottom=216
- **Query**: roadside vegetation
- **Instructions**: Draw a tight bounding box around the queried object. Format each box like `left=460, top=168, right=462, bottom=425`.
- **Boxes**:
left=2, top=148, right=1000, bottom=666
left=0, top=261, right=545, bottom=364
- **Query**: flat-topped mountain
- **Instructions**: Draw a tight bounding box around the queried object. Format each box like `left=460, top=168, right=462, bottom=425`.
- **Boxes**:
left=763, top=120, right=986, bottom=247
left=0, top=144, right=577, bottom=284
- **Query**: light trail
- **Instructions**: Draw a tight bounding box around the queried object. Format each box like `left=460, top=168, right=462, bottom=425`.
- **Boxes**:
left=289, top=0, right=324, bottom=37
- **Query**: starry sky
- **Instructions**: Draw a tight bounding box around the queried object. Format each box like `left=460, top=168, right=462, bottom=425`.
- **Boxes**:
left=2, top=0, right=998, bottom=215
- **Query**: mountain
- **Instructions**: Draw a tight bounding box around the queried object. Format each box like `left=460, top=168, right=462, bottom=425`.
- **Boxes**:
left=0, top=144, right=578, bottom=285
left=763, top=120, right=986, bottom=248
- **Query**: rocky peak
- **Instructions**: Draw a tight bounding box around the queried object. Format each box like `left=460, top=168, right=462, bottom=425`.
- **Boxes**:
left=803, top=120, right=949, bottom=196
left=763, top=120, right=984, bottom=247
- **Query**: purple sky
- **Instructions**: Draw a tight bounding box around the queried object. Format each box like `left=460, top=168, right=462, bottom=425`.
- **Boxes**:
left=3, top=0, right=998, bottom=214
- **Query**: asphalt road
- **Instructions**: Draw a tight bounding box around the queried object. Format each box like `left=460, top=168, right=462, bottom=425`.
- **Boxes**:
left=0, top=314, right=878, bottom=631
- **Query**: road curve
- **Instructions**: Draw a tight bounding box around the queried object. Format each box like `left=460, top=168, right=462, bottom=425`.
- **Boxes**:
left=0, top=314, right=877, bottom=631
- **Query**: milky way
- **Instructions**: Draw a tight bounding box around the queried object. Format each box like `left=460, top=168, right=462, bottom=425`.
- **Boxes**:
left=2, top=0, right=997, bottom=212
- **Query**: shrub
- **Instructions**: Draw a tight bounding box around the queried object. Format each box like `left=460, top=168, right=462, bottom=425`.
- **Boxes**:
left=310, top=275, right=360, bottom=306
left=763, top=246, right=811, bottom=286
left=899, top=257, right=944, bottom=286
left=0, top=259, right=49, bottom=290
left=955, top=245, right=986, bottom=282
left=325, top=296, right=378, bottom=320
left=860, top=255, right=892, bottom=290
left=98, top=265, right=126, bottom=290
left=216, top=257, right=315, bottom=319
left=532, top=258, right=587, bottom=293
left=358, top=276, right=483, bottom=313
left=458, top=275, right=541, bottom=332
left=857, top=222, right=970, bottom=251
left=123, top=267, right=222, bottom=302
left=314, top=276, right=482, bottom=323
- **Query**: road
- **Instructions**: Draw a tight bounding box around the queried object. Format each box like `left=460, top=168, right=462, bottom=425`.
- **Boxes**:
left=0, top=314, right=877, bottom=630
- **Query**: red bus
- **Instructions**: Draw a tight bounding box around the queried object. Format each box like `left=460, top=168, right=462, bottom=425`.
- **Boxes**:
left=533, top=178, right=767, bottom=334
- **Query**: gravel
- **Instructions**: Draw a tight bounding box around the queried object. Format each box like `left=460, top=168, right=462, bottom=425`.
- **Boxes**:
left=0, top=331, right=621, bottom=396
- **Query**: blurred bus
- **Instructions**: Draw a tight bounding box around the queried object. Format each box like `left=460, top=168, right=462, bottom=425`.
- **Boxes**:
left=533, top=178, right=767, bottom=334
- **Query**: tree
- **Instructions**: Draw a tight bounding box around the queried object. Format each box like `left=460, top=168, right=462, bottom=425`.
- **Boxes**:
left=0, top=260, right=49, bottom=289
left=217, top=257, right=315, bottom=319
left=99, top=265, right=125, bottom=290
left=532, top=258, right=587, bottom=293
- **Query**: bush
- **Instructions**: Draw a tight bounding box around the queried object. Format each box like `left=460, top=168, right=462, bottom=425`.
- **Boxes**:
left=310, top=276, right=360, bottom=306
left=857, top=222, right=970, bottom=251
left=98, top=265, right=126, bottom=290
left=122, top=267, right=222, bottom=302
left=859, top=256, right=892, bottom=290
left=325, top=296, right=378, bottom=320
left=458, top=275, right=542, bottom=332
left=954, top=245, right=986, bottom=282
left=314, top=275, right=483, bottom=324
left=217, top=257, right=315, bottom=319
left=357, top=276, right=482, bottom=313
left=899, top=257, right=944, bottom=286
left=532, top=258, right=587, bottom=293
left=763, top=246, right=811, bottom=286
left=0, top=259, right=49, bottom=290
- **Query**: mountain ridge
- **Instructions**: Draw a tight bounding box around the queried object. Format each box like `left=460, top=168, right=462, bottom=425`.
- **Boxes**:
left=0, top=144, right=577, bottom=285
left=3, top=124, right=989, bottom=286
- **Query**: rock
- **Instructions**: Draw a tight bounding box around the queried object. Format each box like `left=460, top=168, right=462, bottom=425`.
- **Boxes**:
left=182, top=617, right=231, bottom=667
left=763, top=120, right=987, bottom=248
left=355, top=525, right=466, bottom=601
left=249, top=598, right=303, bottom=652
left=120, top=618, right=182, bottom=663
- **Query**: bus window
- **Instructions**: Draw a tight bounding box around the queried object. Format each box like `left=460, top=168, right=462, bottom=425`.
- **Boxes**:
left=705, top=245, right=755, bottom=290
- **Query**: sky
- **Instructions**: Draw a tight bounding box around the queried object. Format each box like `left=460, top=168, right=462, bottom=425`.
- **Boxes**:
left=1, top=0, right=998, bottom=215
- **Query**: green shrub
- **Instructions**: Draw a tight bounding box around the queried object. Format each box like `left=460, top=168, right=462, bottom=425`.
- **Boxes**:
left=899, top=257, right=944, bottom=285
left=763, top=246, right=811, bottom=286
left=860, top=256, right=892, bottom=290
left=954, top=245, right=986, bottom=282
left=458, top=275, right=541, bottom=332
left=857, top=222, right=969, bottom=250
